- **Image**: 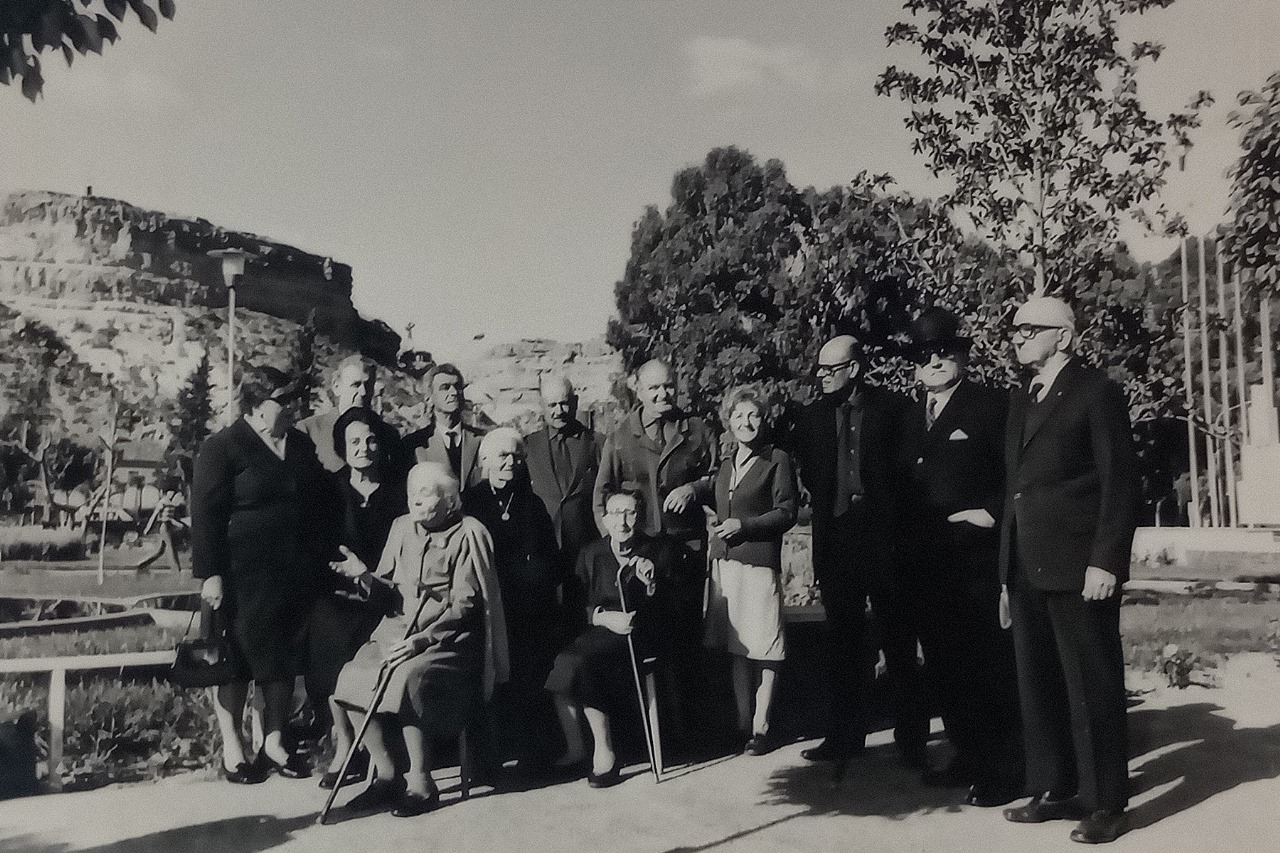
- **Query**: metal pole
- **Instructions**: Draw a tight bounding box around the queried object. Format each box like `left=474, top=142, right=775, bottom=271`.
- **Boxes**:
left=226, top=284, right=237, bottom=403
left=1180, top=239, right=1201, bottom=527
left=1198, top=236, right=1221, bottom=527
left=1234, top=268, right=1250, bottom=447
left=1217, top=247, right=1238, bottom=526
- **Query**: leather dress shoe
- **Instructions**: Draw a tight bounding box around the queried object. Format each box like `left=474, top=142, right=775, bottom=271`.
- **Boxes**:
left=345, top=778, right=407, bottom=812
left=897, top=745, right=930, bottom=771
left=800, top=738, right=861, bottom=763
left=1070, top=810, right=1128, bottom=844
left=1004, top=791, right=1085, bottom=823
left=391, top=789, right=440, bottom=818
left=966, top=781, right=1024, bottom=808
left=743, top=734, right=773, bottom=756
left=223, top=761, right=267, bottom=785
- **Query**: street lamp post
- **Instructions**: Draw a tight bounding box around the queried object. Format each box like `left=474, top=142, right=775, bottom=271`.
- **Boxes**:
left=208, top=249, right=250, bottom=406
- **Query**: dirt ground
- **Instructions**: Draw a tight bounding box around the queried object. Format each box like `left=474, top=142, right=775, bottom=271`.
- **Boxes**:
left=2, top=654, right=1279, bottom=853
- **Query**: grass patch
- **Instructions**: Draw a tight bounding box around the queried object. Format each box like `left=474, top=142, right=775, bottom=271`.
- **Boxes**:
left=1122, top=594, right=1280, bottom=672
left=0, top=624, right=182, bottom=660
left=0, top=526, right=86, bottom=561
left=0, top=568, right=200, bottom=601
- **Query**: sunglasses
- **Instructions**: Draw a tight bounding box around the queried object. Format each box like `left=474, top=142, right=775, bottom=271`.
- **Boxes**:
left=815, top=359, right=856, bottom=377
left=910, top=347, right=962, bottom=365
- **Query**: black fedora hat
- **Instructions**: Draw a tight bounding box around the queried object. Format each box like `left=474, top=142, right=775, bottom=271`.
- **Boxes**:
left=906, top=307, right=972, bottom=360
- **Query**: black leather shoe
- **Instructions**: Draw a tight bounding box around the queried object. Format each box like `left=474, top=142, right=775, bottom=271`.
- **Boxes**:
left=898, top=745, right=930, bottom=771
left=921, top=763, right=972, bottom=789
left=391, top=789, right=440, bottom=818
left=262, top=753, right=311, bottom=779
left=801, top=738, right=861, bottom=762
left=743, top=734, right=773, bottom=756
left=223, top=762, right=267, bottom=785
left=1070, top=810, right=1128, bottom=844
left=346, top=778, right=407, bottom=812
left=586, top=763, right=622, bottom=789
left=1004, top=792, right=1085, bottom=823
left=966, top=781, right=1024, bottom=808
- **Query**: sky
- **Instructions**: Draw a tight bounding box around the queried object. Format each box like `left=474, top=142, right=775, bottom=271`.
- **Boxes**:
left=3, top=0, right=1278, bottom=361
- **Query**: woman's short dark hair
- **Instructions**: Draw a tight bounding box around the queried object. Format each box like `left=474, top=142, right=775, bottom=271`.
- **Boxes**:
left=601, top=483, right=645, bottom=518
left=238, top=365, right=296, bottom=417
left=332, top=406, right=394, bottom=465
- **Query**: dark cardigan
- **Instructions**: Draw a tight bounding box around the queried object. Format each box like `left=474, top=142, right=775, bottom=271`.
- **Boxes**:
left=700, top=444, right=798, bottom=571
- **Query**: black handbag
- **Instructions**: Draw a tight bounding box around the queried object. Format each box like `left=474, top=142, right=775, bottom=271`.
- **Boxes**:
left=170, top=601, right=236, bottom=688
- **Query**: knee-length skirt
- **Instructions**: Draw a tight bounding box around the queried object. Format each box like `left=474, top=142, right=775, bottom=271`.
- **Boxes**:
left=703, top=558, right=785, bottom=662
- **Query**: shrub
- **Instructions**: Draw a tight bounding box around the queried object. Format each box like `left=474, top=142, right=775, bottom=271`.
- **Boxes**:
left=0, top=526, right=87, bottom=561
left=0, top=676, right=219, bottom=789
left=0, top=625, right=182, bottom=660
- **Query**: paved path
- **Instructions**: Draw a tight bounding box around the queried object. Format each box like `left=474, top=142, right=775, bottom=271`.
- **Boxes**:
left=3, top=656, right=1280, bottom=853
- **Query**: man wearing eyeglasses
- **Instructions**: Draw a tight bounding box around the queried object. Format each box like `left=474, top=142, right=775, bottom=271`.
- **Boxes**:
left=786, top=335, right=925, bottom=769
left=999, top=297, right=1140, bottom=845
left=891, top=308, right=1023, bottom=807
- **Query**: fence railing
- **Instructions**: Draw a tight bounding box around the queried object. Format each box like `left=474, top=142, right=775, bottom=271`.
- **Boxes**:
left=0, top=650, right=176, bottom=791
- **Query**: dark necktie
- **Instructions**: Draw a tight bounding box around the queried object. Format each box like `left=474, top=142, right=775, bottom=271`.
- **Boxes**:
left=551, top=432, right=573, bottom=490
left=1029, top=381, right=1045, bottom=404
left=446, top=430, right=462, bottom=477
left=925, top=396, right=938, bottom=431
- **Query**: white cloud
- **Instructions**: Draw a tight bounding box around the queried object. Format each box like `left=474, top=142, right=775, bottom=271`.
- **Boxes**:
left=685, top=36, right=822, bottom=98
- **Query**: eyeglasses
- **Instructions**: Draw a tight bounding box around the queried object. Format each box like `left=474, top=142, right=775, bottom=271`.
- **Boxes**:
left=605, top=509, right=640, bottom=520
left=1012, top=324, right=1065, bottom=340
left=815, top=359, right=856, bottom=377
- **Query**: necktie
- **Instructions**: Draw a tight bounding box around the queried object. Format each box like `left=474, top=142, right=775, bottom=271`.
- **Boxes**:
left=445, top=430, right=462, bottom=476
left=925, top=396, right=938, bottom=430
left=1029, top=381, right=1045, bottom=404
left=834, top=403, right=853, bottom=516
left=551, top=433, right=573, bottom=490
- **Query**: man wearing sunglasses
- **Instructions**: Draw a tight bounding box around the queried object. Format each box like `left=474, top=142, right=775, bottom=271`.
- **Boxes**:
left=891, top=308, right=1023, bottom=807
left=999, top=297, right=1140, bottom=845
left=786, top=336, right=925, bottom=769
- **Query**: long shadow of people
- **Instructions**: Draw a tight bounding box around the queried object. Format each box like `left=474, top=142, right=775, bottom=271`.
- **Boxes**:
left=0, top=814, right=315, bottom=853
left=1127, top=702, right=1280, bottom=832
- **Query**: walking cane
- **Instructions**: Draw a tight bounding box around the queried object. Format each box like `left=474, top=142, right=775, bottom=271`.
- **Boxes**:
left=317, top=585, right=437, bottom=825
left=616, top=561, right=662, bottom=783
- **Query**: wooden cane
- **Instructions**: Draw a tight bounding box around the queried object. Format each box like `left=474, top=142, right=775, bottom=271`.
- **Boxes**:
left=616, top=562, right=661, bottom=783
left=317, top=581, right=437, bottom=825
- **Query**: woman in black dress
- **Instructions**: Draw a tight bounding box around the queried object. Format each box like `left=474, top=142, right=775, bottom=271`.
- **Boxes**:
left=191, top=365, right=330, bottom=783
left=307, top=406, right=406, bottom=789
left=463, top=427, right=563, bottom=774
left=545, top=486, right=665, bottom=787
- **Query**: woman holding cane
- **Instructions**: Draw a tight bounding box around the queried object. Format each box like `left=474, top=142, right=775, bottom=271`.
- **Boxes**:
left=546, top=486, right=668, bottom=787
left=330, top=462, right=508, bottom=818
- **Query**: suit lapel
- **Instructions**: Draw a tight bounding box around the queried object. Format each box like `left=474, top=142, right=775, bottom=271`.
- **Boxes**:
left=461, top=427, right=481, bottom=484
left=657, top=416, right=687, bottom=470
left=531, top=430, right=565, bottom=502
left=1021, top=361, right=1078, bottom=449
left=562, top=427, right=591, bottom=498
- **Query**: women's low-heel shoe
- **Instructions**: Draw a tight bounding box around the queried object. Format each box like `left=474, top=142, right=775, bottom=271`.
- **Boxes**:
left=391, top=789, right=440, bottom=818
left=223, top=762, right=267, bottom=785
left=262, top=753, right=311, bottom=780
left=587, top=763, right=621, bottom=789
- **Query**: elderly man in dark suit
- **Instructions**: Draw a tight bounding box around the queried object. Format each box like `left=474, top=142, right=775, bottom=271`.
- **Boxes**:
left=999, top=297, right=1140, bottom=845
left=892, top=308, right=1022, bottom=807
left=401, top=363, right=487, bottom=488
left=296, top=355, right=385, bottom=473
left=592, top=358, right=717, bottom=747
left=786, top=335, right=926, bottom=769
left=526, top=372, right=602, bottom=570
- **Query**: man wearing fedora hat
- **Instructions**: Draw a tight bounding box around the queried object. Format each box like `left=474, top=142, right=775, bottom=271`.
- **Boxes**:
left=999, top=296, right=1140, bottom=845
left=892, top=307, right=1024, bottom=807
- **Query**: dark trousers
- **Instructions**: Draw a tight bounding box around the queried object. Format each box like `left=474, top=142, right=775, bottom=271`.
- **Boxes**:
left=1010, top=580, right=1128, bottom=811
left=906, top=539, right=1022, bottom=786
left=812, top=511, right=928, bottom=752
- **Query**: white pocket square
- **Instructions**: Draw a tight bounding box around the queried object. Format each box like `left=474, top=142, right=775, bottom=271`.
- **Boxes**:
left=948, top=429, right=969, bottom=441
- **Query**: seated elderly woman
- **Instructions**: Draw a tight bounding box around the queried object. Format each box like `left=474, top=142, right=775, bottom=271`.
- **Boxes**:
left=545, top=486, right=669, bottom=788
left=330, top=462, right=509, bottom=817
left=463, top=427, right=564, bottom=775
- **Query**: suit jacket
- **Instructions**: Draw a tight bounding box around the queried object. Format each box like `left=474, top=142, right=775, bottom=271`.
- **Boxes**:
left=525, top=421, right=602, bottom=562
left=702, top=445, right=798, bottom=571
left=592, top=408, right=718, bottom=543
left=998, top=360, right=1141, bottom=591
left=893, top=380, right=1008, bottom=578
left=401, top=419, right=488, bottom=488
left=787, top=384, right=906, bottom=519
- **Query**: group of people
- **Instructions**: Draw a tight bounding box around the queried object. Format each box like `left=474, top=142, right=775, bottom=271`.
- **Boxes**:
left=190, top=293, right=1140, bottom=844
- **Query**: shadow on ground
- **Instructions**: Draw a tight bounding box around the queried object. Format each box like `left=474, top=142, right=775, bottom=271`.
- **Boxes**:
left=1127, top=702, right=1280, bottom=831
left=0, top=815, right=315, bottom=853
